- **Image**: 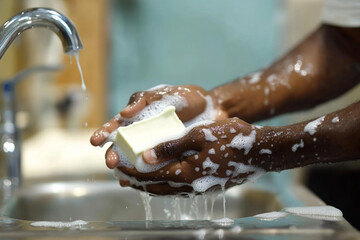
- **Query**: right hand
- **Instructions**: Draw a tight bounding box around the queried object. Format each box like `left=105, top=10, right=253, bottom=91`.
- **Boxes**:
left=115, top=119, right=259, bottom=195
left=90, top=85, right=227, bottom=169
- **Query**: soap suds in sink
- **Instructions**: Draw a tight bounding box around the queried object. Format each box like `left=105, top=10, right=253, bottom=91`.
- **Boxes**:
left=211, top=217, right=234, bottom=225
left=254, top=211, right=288, bottom=221
left=284, top=206, right=343, bottom=221
left=30, top=220, right=87, bottom=229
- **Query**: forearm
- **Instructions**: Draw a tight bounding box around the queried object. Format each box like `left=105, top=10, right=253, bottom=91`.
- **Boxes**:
left=210, top=25, right=360, bottom=123
left=256, top=101, right=360, bottom=171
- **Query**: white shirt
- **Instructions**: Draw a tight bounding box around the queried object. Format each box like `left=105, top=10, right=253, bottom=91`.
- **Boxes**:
left=323, top=0, right=360, bottom=27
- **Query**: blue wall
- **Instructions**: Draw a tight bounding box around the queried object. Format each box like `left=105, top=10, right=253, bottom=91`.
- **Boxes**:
left=108, top=0, right=283, bottom=115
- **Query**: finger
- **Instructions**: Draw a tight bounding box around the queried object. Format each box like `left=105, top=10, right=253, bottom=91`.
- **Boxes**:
left=143, top=137, right=201, bottom=165
left=90, top=117, right=121, bottom=146
left=120, top=98, right=147, bottom=118
left=106, top=147, right=119, bottom=169
left=128, top=182, right=193, bottom=196
left=119, top=179, right=130, bottom=187
left=90, top=129, right=106, bottom=146
left=145, top=183, right=193, bottom=196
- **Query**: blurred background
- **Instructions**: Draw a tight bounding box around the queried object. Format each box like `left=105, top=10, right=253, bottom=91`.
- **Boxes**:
left=0, top=0, right=359, bottom=229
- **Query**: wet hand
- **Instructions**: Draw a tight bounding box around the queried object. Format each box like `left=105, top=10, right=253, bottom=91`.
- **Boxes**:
left=116, top=119, right=264, bottom=195
left=121, top=85, right=226, bottom=122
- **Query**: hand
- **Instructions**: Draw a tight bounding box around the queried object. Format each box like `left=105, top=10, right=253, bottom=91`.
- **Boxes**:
left=120, top=85, right=226, bottom=122
left=90, top=85, right=227, bottom=169
left=115, top=119, right=265, bottom=195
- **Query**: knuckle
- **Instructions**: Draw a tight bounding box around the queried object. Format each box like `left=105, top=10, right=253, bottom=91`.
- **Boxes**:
left=188, top=127, right=204, bottom=142
left=129, top=91, right=144, bottom=103
left=160, top=142, right=176, bottom=158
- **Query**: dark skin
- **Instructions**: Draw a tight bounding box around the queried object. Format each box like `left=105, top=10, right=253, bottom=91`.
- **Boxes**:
left=91, top=24, right=360, bottom=195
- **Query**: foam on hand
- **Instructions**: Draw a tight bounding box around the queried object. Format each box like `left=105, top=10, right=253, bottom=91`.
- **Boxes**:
left=229, top=130, right=256, bottom=155
left=122, top=95, right=189, bottom=125
left=304, top=116, right=325, bottom=135
left=191, top=176, right=228, bottom=193
left=184, top=93, right=216, bottom=127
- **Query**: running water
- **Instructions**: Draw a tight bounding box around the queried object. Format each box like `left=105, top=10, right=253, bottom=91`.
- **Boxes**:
left=210, top=194, right=217, bottom=218
left=222, top=186, right=226, bottom=218
left=171, top=197, right=181, bottom=220
left=73, top=52, right=86, bottom=92
left=201, top=191, right=219, bottom=220
left=202, top=193, right=209, bottom=220
left=67, top=51, right=89, bottom=128
left=139, top=192, right=153, bottom=221
left=67, top=51, right=87, bottom=92
left=139, top=190, right=229, bottom=221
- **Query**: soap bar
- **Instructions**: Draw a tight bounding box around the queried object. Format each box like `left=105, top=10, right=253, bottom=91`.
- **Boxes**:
left=115, top=106, right=185, bottom=165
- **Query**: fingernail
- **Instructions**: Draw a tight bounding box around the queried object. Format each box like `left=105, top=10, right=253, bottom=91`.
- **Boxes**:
left=143, top=149, right=157, bottom=164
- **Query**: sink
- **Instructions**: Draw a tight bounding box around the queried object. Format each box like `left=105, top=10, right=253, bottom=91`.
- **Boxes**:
left=0, top=179, right=359, bottom=239
left=1, top=181, right=282, bottom=221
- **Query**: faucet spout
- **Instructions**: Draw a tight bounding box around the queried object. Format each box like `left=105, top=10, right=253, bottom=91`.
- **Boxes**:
left=0, top=7, right=83, bottom=60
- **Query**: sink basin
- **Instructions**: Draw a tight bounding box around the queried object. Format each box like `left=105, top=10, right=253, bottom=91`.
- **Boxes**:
left=1, top=181, right=281, bottom=221
left=0, top=180, right=359, bottom=239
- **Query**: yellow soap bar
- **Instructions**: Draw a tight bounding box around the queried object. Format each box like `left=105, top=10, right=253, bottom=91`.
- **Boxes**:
left=115, top=106, right=185, bottom=165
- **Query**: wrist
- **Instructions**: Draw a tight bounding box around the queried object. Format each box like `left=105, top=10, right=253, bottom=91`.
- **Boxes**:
left=210, top=78, right=264, bottom=122
left=246, top=126, right=285, bottom=172
left=249, top=124, right=309, bottom=172
left=252, top=113, right=353, bottom=172
left=210, top=74, right=292, bottom=123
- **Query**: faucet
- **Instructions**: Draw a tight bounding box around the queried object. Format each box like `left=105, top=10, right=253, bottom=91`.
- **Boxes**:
left=0, top=8, right=82, bottom=59
left=0, top=8, right=83, bottom=199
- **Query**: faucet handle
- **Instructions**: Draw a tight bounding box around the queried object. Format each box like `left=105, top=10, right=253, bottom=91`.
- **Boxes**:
left=3, top=65, right=62, bottom=85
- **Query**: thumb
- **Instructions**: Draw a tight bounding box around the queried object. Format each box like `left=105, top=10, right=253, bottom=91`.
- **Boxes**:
left=143, top=138, right=200, bottom=165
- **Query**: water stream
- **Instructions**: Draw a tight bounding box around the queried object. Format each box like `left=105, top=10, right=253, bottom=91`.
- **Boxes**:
left=73, top=52, right=86, bottom=92
left=139, top=190, right=229, bottom=221
left=68, top=51, right=88, bottom=128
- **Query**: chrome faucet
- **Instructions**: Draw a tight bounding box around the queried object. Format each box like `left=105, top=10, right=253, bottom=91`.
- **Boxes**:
left=0, top=8, right=82, bottom=59
left=0, top=8, right=83, bottom=199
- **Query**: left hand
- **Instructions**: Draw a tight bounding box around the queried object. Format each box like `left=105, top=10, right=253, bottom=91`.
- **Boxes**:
left=115, top=119, right=265, bottom=195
